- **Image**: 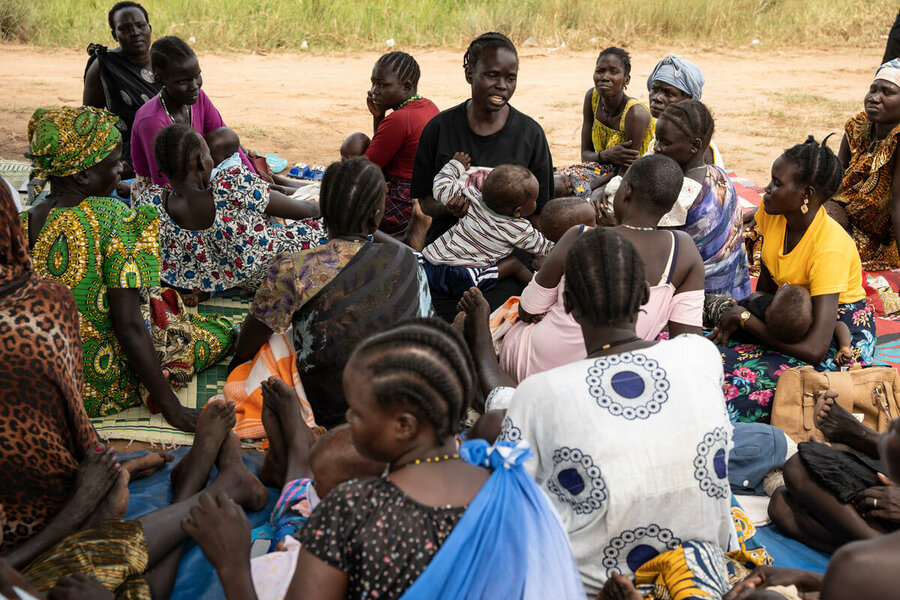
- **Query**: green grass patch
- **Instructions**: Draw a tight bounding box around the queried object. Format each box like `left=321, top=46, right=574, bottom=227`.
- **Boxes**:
left=17, top=0, right=895, bottom=52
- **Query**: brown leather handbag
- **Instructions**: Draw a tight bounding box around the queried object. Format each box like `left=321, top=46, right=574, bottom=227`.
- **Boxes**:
left=770, top=365, right=900, bottom=443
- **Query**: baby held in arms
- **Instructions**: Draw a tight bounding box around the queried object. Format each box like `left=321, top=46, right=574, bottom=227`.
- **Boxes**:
left=418, top=152, right=554, bottom=297
left=739, top=283, right=853, bottom=366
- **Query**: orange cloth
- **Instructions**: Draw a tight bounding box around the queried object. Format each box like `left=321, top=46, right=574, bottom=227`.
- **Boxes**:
left=223, top=329, right=316, bottom=439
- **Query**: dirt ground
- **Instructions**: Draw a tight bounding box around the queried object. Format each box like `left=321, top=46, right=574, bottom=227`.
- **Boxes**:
left=0, top=43, right=883, bottom=186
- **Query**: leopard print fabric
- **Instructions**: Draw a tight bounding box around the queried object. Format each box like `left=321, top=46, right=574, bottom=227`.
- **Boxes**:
left=0, top=184, right=97, bottom=550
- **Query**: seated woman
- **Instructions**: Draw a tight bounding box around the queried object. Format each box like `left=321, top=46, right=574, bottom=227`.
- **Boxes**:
left=83, top=1, right=158, bottom=178
left=341, top=51, right=439, bottom=236
left=500, top=154, right=706, bottom=383
left=714, top=137, right=875, bottom=423
left=646, top=54, right=724, bottom=167
left=23, top=106, right=233, bottom=431
left=130, top=36, right=257, bottom=198
left=133, top=124, right=325, bottom=295
left=231, top=157, right=432, bottom=429
left=723, top=409, right=900, bottom=600
left=828, top=59, right=900, bottom=270
left=580, top=47, right=655, bottom=173
left=655, top=99, right=751, bottom=297
left=412, top=32, right=553, bottom=316
left=497, top=228, right=734, bottom=596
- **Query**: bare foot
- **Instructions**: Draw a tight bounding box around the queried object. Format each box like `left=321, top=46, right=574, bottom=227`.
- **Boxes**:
left=160, top=401, right=202, bottom=433
left=599, top=573, right=642, bottom=600
left=814, top=389, right=867, bottom=445
left=121, top=451, right=174, bottom=481
left=403, top=199, right=432, bottom=251
left=259, top=377, right=288, bottom=487
left=66, top=445, right=120, bottom=526
left=212, top=433, right=269, bottom=512
left=172, top=398, right=236, bottom=499
left=85, top=468, right=131, bottom=526
left=451, top=311, right=466, bottom=336
left=262, top=377, right=315, bottom=482
left=808, top=432, right=830, bottom=445
left=456, top=287, right=495, bottom=360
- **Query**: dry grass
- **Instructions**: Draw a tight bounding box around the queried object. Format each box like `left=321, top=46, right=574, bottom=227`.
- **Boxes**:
left=14, top=0, right=896, bottom=52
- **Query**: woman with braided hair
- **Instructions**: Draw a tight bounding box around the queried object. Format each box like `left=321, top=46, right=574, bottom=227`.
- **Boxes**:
left=489, top=226, right=734, bottom=596
left=231, top=157, right=433, bottom=429
left=341, top=51, right=439, bottom=236
left=713, top=137, right=875, bottom=423
left=411, top=32, right=553, bottom=317
left=654, top=99, right=751, bottom=297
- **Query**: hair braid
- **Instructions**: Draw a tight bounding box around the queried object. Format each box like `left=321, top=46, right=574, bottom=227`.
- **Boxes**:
left=565, top=228, right=647, bottom=326
left=353, top=319, right=477, bottom=442
left=108, top=1, right=149, bottom=30
left=319, top=157, right=386, bottom=236
left=659, top=99, right=715, bottom=147
left=463, top=32, right=517, bottom=71
left=375, top=51, right=421, bottom=89
left=781, top=134, right=844, bottom=202
left=153, top=123, right=200, bottom=181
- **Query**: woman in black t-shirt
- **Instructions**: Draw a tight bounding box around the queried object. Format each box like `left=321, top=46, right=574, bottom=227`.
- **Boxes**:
left=411, top=32, right=553, bottom=315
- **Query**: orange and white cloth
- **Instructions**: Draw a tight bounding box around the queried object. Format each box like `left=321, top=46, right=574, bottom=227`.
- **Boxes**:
left=489, top=297, right=521, bottom=354
left=221, top=327, right=316, bottom=439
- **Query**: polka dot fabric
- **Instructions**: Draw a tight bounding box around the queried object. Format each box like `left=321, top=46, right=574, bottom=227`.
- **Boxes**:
left=298, top=477, right=465, bottom=599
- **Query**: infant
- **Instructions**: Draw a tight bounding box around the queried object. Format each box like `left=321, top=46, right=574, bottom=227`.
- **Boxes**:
left=204, top=126, right=242, bottom=179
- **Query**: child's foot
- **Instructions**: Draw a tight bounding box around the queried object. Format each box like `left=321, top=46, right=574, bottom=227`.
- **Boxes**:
left=85, top=468, right=131, bottom=526
left=213, top=433, right=269, bottom=512
left=259, top=377, right=289, bottom=487
left=457, top=288, right=496, bottom=361
left=450, top=311, right=467, bottom=336
left=599, top=573, right=642, bottom=600
left=171, top=398, right=235, bottom=499
left=67, top=445, right=120, bottom=526
left=814, top=389, right=868, bottom=445
left=404, top=199, right=432, bottom=251
left=121, top=451, right=174, bottom=481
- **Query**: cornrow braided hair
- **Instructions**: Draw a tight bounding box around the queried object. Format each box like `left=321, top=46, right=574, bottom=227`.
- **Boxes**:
left=150, top=36, right=195, bottom=75
left=463, top=32, right=517, bottom=71
left=781, top=134, right=844, bottom=202
left=108, top=1, right=149, bottom=30
left=319, top=157, right=386, bottom=236
left=659, top=99, right=716, bottom=147
left=354, top=318, right=478, bottom=443
left=598, top=47, right=632, bottom=77
left=565, top=228, right=647, bottom=327
left=153, top=123, right=201, bottom=181
left=375, top=51, right=421, bottom=89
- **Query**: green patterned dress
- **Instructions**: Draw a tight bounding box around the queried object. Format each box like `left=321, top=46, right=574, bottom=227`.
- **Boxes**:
left=23, top=196, right=233, bottom=416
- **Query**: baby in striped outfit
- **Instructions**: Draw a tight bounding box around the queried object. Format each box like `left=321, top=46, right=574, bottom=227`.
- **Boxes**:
left=420, top=153, right=554, bottom=297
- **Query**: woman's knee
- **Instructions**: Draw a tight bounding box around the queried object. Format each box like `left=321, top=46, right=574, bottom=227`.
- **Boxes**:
left=782, top=453, right=811, bottom=492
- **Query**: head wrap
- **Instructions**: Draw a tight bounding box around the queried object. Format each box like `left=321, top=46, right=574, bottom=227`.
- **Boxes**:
left=874, top=59, right=900, bottom=90
left=26, top=106, right=121, bottom=180
left=0, top=180, right=31, bottom=292
left=647, top=55, right=705, bottom=100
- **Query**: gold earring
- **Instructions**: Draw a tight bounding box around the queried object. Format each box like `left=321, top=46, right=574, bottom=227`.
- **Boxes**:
left=800, top=198, right=809, bottom=214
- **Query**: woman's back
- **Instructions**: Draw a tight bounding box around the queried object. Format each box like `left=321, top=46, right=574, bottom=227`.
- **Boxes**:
left=502, top=334, right=734, bottom=595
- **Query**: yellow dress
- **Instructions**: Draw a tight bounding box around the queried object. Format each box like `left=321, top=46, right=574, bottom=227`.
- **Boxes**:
left=591, top=89, right=655, bottom=156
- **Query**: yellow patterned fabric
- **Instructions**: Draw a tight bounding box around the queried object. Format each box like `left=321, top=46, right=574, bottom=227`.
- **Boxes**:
left=632, top=502, right=772, bottom=599
left=26, top=106, right=121, bottom=180
left=22, top=520, right=151, bottom=600
left=839, top=111, right=900, bottom=269
left=591, top=90, right=656, bottom=157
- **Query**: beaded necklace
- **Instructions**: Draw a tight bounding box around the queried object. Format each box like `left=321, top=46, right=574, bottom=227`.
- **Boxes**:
left=160, top=93, right=192, bottom=126
left=389, top=452, right=460, bottom=473
left=397, top=94, right=422, bottom=110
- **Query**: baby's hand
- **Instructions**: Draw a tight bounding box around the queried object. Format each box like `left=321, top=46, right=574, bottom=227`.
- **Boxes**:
left=453, top=152, right=471, bottom=170
left=835, top=347, right=854, bottom=366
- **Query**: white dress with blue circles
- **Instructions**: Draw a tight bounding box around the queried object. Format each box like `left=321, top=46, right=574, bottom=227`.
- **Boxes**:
left=500, top=334, right=736, bottom=596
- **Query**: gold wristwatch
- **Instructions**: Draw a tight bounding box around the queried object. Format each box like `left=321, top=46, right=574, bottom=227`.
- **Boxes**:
left=738, top=310, right=752, bottom=329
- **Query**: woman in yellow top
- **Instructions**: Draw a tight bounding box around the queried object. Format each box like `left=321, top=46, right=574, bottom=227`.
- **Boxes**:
left=580, top=47, right=654, bottom=174
left=712, top=137, right=875, bottom=423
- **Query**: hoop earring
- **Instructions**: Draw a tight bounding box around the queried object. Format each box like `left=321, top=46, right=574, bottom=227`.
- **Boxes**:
left=800, top=198, right=809, bottom=214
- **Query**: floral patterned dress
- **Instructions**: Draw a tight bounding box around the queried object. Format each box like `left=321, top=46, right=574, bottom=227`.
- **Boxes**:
left=134, top=165, right=328, bottom=293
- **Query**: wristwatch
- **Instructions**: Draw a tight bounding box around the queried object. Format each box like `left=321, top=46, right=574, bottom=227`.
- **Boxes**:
left=738, top=310, right=752, bottom=329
